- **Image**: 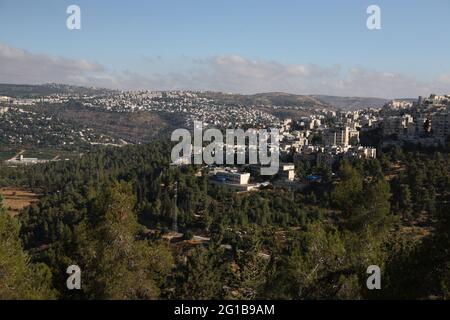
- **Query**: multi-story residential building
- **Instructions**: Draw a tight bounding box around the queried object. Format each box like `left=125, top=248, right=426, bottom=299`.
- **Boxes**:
left=294, top=145, right=376, bottom=169
left=385, top=100, right=413, bottom=110
left=431, top=112, right=450, bottom=143
left=209, top=168, right=258, bottom=191
left=323, top=127, right=359, bottom=147
left=382, top=115, right=414, bottom=136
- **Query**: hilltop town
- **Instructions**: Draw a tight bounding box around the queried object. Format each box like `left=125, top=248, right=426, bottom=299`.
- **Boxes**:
left=1, top=85, right=449, bottom=192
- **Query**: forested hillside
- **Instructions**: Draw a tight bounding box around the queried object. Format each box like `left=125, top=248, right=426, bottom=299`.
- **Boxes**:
left=1, top=141, right=450, bottom=299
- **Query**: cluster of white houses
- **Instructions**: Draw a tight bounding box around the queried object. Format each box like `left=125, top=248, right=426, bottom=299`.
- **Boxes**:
left=381, top=94, right=450, bottom=146
left=6, top=154, right=50, bottom=166
left=209, top=164, right=295, bottom=192
left=294, top=145, right=377, bottom=168
left=205, top=115, right=378, bottom=191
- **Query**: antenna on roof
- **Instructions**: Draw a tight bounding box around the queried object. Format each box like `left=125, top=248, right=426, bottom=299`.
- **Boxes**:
left=172, top=181, right=178, bottom=233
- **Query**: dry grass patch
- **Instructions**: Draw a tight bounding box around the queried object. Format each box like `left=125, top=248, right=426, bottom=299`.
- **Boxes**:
left=0, top=187, right=39, bottom=216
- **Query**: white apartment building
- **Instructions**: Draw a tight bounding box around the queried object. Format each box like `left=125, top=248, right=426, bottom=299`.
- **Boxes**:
left=212, top=170, right=250, bottom=185
left=382, top=115, right=414, bottom=136
left=323, top=127, right=359, bottom=147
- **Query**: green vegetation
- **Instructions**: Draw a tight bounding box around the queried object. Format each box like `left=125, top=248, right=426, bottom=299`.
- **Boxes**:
left=0, top=140, right=449, bottom=300
left=0, top=194, right=56, bottom=299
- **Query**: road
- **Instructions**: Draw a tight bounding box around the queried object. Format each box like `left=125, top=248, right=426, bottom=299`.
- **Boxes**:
left=8, top=149, right=25, bottom=161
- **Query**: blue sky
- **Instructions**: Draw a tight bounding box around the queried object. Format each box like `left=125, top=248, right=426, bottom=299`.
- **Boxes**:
left=1, top=0, right=450, bottom=98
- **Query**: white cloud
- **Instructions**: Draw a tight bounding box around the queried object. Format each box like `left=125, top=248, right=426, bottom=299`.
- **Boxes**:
left=0, top=44, right=118, bottom=89
left=1, top=43, right=449, bottom=98
left=181, top=56, right=449, bottom=98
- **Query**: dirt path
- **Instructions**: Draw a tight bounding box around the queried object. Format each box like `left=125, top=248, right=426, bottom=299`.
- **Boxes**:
left=8, top=149, right=26, bottom=161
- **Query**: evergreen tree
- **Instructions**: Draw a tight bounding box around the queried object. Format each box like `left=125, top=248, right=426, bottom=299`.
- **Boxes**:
left=0, top=195, right=56, bottom=300
left=179, top=245, right=229, bottom=299
left=75, top=182, right=174, bottom=299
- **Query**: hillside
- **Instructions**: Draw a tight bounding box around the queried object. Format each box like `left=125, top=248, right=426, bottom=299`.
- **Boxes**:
left=0, top=83, right=393, bottom=110
left=201, top=91, right=390, bottom=110
left=200, top=91, right=327, bottom=108
left=0, top=83, right=113, bottom=98
left=312, top=95, right=389, bottom=110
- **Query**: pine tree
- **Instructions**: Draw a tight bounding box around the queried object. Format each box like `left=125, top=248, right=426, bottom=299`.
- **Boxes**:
left=75, top=182, right=173, bottom=299
left=0, top=195, right=56, bottom=300
left=398, top=184, right=413, bottom=220
left=179, top=245, right=228, bottom=299
left=232, top=236, right=269, bottom=299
